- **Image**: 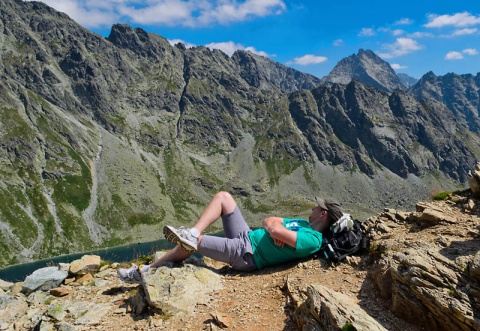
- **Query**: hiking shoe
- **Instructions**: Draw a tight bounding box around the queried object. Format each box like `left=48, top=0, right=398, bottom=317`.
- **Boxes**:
left=163, top=226, right=198, bottom=252
left=117, top=264, right=142, bottom=284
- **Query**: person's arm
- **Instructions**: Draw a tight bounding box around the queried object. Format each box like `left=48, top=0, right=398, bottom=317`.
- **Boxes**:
left=263, top=217, right=297, bottom=248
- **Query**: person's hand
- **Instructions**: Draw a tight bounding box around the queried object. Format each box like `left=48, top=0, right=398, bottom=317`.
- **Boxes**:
left=273, top=238, right=285, bottom=247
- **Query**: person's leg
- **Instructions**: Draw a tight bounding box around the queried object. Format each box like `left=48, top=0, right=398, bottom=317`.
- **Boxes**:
left=198, top=206, right=257, bottom=271
left=118, top=192, right=240, bottom=283
left=149, top=192, right=237, bottom=266
left=149, top=245, right=191, bottom=268
left=193, top=191, right=237, bottom=234
left=164, top=191, right=237, bottom=252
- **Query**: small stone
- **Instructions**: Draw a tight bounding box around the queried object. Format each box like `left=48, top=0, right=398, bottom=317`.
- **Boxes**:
left=10, top=282, right=23, bottom=295
left=50, top=287, right=69, bottom=297
left=114, top=308, right=127, bottom=314
left=64, top=278, right=75, bottom=285
left=76, top=273, right=94, bottom=284
left=99, top=265, right=109, bottom=272
left=0, top=279, right=13, bottom=291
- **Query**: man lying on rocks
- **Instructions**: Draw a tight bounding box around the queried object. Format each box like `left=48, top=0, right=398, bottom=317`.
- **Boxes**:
left=117, top=191, right=345, bottom=284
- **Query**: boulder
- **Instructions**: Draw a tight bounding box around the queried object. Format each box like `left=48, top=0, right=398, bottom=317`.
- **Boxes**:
left=142, top=261, right=223, bottom=316
left=21, top=267, right=68, bottom=295
left=69, top=255, right=101, bottom=275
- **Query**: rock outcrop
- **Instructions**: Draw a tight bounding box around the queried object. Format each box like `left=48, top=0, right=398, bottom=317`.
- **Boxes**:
left=362, top=192, right=480, bottom=330
left=288, top=283, right=387, bottom=330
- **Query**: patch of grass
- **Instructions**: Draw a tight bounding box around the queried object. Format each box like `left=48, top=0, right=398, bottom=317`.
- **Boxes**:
left=342, top=321, right=357, bottom=331
left=0, top=107, right=35, bottom=139
left=55, top=204, right=93, bottom=250
left=127, top=213, right=160, bottom=227
left=104, top=113, right=126, bottom=128
left=134, top=254, right=154, bottom=266
left=52, top=148, right=92, bottom=212
left=0, top=187, right=38, bottom=248
left=432, top=191, right=451, bottom=201
left=103, top=235, right=131, bottom=248
left=368, top=241, right=388, bottom=257
left=243, top=198, right=275, bottom=214
left=36, top=116, right=66, bottom=145
left=163, top=147, right=196, bottom=221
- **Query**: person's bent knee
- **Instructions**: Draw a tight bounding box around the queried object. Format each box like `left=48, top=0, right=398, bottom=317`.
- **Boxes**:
left=215, top=191, right=237, bottom=216
left=215, top=191, right=233, bottom=201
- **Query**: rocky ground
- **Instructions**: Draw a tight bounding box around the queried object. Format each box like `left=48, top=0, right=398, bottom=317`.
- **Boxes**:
left=2, top=190, right=480, bottom=330
left=4, top=256, right=420, bottom=330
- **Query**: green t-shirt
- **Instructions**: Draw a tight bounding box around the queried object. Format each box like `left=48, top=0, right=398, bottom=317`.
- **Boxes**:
left=247, top=218, right=323, bottom=269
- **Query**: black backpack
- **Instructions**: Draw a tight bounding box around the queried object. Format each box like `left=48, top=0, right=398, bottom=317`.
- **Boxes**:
left=320, top=220, right=369, bottom=263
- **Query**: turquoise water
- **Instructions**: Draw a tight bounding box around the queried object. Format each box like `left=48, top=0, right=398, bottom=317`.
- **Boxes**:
left=0, top=239, right=174, bottom=283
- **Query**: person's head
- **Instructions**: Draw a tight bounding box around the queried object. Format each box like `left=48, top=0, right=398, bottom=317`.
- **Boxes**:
left=309, top=197, right=343, bottom=232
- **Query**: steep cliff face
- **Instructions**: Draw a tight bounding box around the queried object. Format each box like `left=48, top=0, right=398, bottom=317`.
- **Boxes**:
left=397, top=73, right=418, bottom=88
left=289, top=80, right=478, bottom=181
left=321, top=49, right=406, bottom=92
left=0, top=0, right=478, bottom=267
left=408, top=71, right=480, bottom=134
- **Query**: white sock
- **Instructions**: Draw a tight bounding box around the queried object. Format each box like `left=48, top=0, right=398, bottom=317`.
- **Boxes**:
left=190, top=228, right=200, bottom=238
left=141, top=265, right=150, bottom=273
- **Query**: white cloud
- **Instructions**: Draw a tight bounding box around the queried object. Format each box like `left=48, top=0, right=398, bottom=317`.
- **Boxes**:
left=205, top=41, right=269, bottom=57
left=197, top=0, right=287, bottom=25
left=409, top=31, right=434, bottom=38
left=392, top=29, right=405, bottom=36
left=463, top=48, right=478, bottom=55
left=289, top=54, right=328, bottom=66
left=377, top=38, right=423, bottom=59
left=445, top=51, right=464, bottom=60
left=450, top=28, right=478, bottom=36
left=379, top=28, right=405, bottom=36
left=394, top=18, right=413, bottom=25
left=27, top=0, right=119, bottom=28
left=27, top=0, right=287, bottom=28
left=119, top=1, right=194, bottom=26
left=391, top=63, right=407, bottom=70
left=243, top=46, right=269, bottom=57
left=444, top=48, right=478, bottom=60
left=358, top=28, right=375, bottom=37
left=333, top=39, right=343, bottom=46
left=425, top=12, right=480, bottom=28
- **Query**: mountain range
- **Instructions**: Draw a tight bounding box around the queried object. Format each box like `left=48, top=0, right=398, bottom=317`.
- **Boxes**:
left=0, top=0, right=479, bottom=267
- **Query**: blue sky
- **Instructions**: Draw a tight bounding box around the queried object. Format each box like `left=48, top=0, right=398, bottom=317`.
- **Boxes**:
left=30, top=0, right=479, bottom=79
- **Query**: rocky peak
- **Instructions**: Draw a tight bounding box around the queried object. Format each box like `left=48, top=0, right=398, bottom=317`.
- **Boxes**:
left=322, top=48, right=406, bottom=93
left=107, top=24, right=173, bottom=59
